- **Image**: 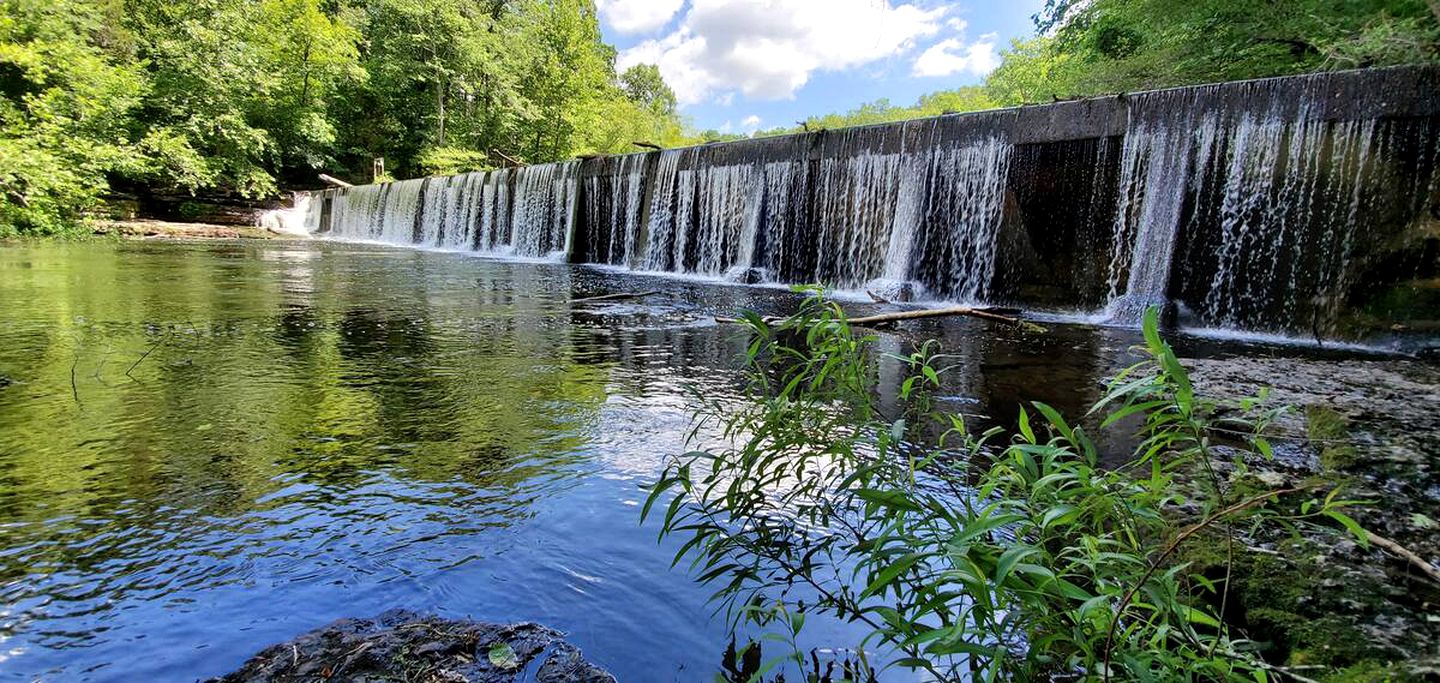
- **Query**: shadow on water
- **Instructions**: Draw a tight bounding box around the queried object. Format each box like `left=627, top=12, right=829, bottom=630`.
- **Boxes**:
left=0, top=240, right=1390, bottom=681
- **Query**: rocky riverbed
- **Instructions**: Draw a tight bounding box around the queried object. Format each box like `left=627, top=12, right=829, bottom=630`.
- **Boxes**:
left=1182, top=355, right=1440, bottom=678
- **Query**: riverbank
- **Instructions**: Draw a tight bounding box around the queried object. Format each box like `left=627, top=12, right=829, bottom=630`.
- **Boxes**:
left=91, top=219, right=282, bottom=240
left=1180, top=357, right=1440, bottom=678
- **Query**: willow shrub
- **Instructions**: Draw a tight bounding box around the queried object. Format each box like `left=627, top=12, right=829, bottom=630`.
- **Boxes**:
left=644, top=293, right=1365, bottom=681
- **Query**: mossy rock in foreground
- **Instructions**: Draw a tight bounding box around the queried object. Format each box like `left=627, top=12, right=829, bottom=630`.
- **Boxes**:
left=212, top=609, right=614, bottom=683
left=1180, top=534, right=1434, bottom=678
left=1304, top=404, right=1359, bottom=472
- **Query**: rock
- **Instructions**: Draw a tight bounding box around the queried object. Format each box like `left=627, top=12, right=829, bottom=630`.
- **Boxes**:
left=212, top=610, right=614, bottom=683
left=536, top=643, right=614, bottom=683
left=864, top=279, right=919, bottom=303
left=725, top=267, right=768, bottom=285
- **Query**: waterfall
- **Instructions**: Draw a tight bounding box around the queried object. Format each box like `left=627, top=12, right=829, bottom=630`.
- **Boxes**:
left=418, top=177, right=448, bottom=246
left=810, top=133, right=912, bottom=289
left=304, top=66, right=1438, bottom=341
left=639, top=148, right=691, bottom=273
left=583, top=154, right=647, bottom=266
left=918, top=136, right=1012, bottom=302
left=1105, top=103, right=1215, bottom=319
left=511, top=161, right=578, bottom=258
left=1107, top=74, right=1440, bottom=334
left=255, top=192, right=317, bottom=236
left=324, top=165, right=578, bottom=259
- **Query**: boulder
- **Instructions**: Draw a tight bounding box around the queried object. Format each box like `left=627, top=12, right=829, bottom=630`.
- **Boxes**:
left=212, top=610, right=614, bottom=683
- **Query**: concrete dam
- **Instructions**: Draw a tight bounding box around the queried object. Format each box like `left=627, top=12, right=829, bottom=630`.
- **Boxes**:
left=294, top=66, right=1440, bottom=344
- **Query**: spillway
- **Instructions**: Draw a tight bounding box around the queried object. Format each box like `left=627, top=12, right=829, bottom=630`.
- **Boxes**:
left=297, top=66, right=1440, bottom=343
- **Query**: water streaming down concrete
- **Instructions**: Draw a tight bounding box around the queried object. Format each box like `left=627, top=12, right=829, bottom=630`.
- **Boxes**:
left=327, top=163, right=579, bottom=258
left=301, top=66, right=1440, bottom=342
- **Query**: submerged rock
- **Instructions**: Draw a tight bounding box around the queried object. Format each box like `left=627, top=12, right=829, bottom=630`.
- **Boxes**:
left=1182, top=356, right=1440, bottom=673
left=213, top=610, right=614, bottom=683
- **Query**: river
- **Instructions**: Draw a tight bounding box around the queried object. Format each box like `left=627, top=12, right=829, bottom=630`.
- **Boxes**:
left=0, top=239, right=1406, bottom=681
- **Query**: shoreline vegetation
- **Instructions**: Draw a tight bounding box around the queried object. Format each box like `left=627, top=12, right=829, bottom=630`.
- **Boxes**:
left=2, top=0, right=1437, bottom=237
left=644, top=295, right=1440, bottom=681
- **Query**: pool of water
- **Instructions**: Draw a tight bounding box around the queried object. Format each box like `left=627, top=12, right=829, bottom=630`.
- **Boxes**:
left=0, top=239, right=1365, bottom=681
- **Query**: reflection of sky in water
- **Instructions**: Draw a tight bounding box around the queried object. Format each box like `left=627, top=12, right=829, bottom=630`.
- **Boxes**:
left=0, top=239, right=1255, bottom=681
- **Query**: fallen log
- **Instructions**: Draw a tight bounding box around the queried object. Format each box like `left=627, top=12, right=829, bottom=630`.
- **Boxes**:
left=572, top=290, right=660, bottom=304
left=633, top=141, right=663, bottom=151
left=848, top=306, right=1024, bottom=326
left=319, top=173, right=354, bottom=188
left=716, top=306, right=1035, bottom=329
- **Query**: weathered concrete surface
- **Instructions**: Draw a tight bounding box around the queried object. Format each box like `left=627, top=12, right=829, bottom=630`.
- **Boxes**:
left=212, top=610, right=615, bottom=683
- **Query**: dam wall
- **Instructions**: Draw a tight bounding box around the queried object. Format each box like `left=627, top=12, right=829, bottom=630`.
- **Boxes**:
left=303, top=66, right=1440, bottom=341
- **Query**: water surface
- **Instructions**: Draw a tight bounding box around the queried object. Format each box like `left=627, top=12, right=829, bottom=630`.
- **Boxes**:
left=0, top=239, right=1331, bottom=681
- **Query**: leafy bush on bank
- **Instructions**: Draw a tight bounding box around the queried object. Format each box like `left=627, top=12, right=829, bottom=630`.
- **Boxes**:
left=645, top=295, right=1367, bottom=681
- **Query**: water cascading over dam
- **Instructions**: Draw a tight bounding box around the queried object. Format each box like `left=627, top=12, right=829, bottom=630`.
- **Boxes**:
left=302, top=67, right=1440, bottom=342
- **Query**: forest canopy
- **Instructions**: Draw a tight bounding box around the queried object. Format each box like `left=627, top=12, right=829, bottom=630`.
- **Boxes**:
left=0, top=0, right=688, bottom=234
left=1, top=0, right=1437, bottom=235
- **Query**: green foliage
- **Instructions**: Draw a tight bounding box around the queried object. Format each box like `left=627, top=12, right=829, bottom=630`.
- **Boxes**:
left=0, top=0, right=144, bottom=235
left=757, top=86, right=998, bottom=137
left=644, top=297, right=1366, bottom=680
left=415, top=147, right=492, bottom=176
left=1036, top=0, right=1440, bottom=95
left=767, top=3, right=1440, bottom=123
left=0, top=0, right=692, bottom=234
left=984, top=37, right=1085, bottom=106
left=620, top=63, right=676, bottom=118
left=1305, top=405, right=1358, bottom=472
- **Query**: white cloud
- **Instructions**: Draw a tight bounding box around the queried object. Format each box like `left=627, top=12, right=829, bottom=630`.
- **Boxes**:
left=597, top=0, right=685, bottom=35
left=616, top=0, right=945, bottom=105
left=741, top=115, right=761, bottom=130
left=912, top=32, right=999, bottom=78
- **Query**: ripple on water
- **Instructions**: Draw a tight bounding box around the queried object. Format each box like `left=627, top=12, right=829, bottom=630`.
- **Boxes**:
left=1, top=240, right=1362, bottom=681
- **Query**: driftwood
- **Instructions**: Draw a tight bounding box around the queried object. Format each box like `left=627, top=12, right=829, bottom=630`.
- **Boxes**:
left=847, top=306, right=1024, bottom=326
left=716, top=306, right=1031, bottom=328
left=319, top=173, right=354, bottom=188
left=1368, top=531, right=1440, bottom=585
left=571, top=290, right=660, bottom=304
left=633, top=141, right=663, bottom=151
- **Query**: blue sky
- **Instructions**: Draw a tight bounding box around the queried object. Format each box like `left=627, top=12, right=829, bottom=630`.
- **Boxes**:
left=597, top=0, right=1045, bottom=133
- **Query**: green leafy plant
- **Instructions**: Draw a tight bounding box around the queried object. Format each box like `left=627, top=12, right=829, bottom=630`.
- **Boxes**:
left=644, top=293, right=1366, bottom=681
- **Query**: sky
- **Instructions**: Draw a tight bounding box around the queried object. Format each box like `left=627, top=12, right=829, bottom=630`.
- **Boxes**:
left=597, top=0, right=1046, bottom=134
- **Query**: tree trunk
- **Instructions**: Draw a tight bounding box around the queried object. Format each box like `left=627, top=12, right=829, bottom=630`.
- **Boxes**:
left=436, top=79, right=447, bottom=147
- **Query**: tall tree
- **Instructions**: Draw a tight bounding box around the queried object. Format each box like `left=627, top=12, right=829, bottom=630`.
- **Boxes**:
left=0, top=0, right=145, bottom=234
left=620, top=63, right=676, bottom=117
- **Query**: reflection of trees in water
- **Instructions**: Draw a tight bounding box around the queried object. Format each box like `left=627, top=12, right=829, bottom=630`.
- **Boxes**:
left=0, top=240, right=1162, bottom=668
left=0, top=243, right=625, bottom=604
